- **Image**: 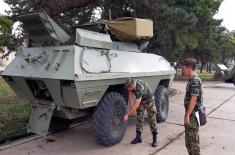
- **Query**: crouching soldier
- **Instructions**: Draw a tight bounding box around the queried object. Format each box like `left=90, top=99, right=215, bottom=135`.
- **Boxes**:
left=123, top=79, right=158, bottom=147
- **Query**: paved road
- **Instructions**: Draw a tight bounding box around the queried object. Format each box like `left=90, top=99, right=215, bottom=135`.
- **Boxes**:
left=0, top=81, right=235, bottom=155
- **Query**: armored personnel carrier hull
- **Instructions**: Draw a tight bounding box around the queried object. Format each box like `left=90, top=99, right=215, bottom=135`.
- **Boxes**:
left=1, top=11, right=175, bottom=146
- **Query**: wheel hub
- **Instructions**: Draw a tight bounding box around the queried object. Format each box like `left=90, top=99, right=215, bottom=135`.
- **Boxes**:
left=161, top=98, right=167, bottom=112
left=113, top=114, right=121, bottom=126
left=110, top=105, right=123, bottom=132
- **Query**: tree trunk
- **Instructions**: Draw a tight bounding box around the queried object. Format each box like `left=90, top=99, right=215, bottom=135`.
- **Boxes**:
left=209, top=62, right=212, bottom=73
left=206, top=62, right=209, bottom=73
left=200, top=63, right=203, bottom=73
left=221, top=50, right=225, bottom=64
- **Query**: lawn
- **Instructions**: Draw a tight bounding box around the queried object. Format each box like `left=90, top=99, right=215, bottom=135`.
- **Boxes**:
left=0, top=77, right=31, bottom=143
left=175, top=69, right=215, bottom=81
left=198, top=73, right=214, bottom=81
left=0, top=77, right=13, bottom=96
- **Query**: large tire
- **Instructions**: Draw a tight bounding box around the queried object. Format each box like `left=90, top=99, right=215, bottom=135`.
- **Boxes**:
left=154, top=85, right=169, bottom=123
left=93, top=92, right=127, bottom=146
left=49, top=117, right=72, bottom=133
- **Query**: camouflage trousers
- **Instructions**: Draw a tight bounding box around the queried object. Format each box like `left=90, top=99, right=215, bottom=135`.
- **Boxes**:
left=185, top=113, right=200, bottom=155
left=136, top=97, right=157, bottom=133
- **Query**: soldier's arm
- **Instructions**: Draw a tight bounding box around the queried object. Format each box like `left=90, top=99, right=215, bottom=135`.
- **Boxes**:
left=128, top=91, right=134, bottom=109
left=126, top=98, right=141, bottom=116
left=186, top=96, right=197, bottom=117
left=126, top=80, right=142, bottom=116
left=186, top=79, right=200, bottom=117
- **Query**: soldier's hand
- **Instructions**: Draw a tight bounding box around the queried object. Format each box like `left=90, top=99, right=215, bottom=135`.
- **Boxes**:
left=184, top=115, right=190, bottom=126
left=124, top=114, right=129, bottom=121
left=128, top=91, right=132, bottom=96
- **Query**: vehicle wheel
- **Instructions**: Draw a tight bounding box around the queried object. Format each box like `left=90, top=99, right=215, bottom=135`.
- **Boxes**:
left=93, top=91, right=127, bottom=146
left=154, top=85, right=169, bottom=123
left=49, top=117, right=72, bottom=133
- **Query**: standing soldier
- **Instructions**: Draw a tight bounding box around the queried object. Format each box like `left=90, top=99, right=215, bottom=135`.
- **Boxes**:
left=123, top=79, right=158, bottom=147
left=182, top=58, right=203, bottom=155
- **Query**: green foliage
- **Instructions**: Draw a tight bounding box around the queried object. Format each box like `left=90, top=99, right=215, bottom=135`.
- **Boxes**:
left=4, top=0, right=98, bottom=36
left=4, top=0, right=39, bottom=16
left=0, top=14, right=23, bottom=54
left=0, top=16, right=13, bottom=53
left=3, top=0, right=234, bottom=65
left=149, top=2, right=199, bottom=61
left=0, top=99, right=30, bottom=142
left=215, top=30, right=235, bottom=65
left=0, top=78, right=30, bottom=142
left=100, top=0, right=225, bottom=62
left=0, top=77, right=12, bottom=97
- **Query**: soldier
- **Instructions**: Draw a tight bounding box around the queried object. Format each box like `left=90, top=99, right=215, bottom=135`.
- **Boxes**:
left=123, top=79, right=158, bottom=147
left=182, top=58, right=203, bottom=155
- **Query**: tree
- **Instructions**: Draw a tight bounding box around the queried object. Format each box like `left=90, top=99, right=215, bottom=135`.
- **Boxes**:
left=37, top=0, right=97, bottom=17
left=179, top=0, right=224, bottom=72
left=3, top=0, right=233, bottom=68
left=99, top=0, right=226, bottom=65
left=216, top=30, right=235, bottom=66
left=100, top=0, right=199, bottom=61
left=4, top=0, right=98, bottom=17
left=0, top=16, right=12, bottom=52
left=4, top=0, right=99, bottom=38
left=0, top=16, right=14, bottom=55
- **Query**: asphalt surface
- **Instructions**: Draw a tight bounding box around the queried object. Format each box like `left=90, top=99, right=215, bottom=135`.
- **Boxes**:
left=0, top=81, right=235, bottom=155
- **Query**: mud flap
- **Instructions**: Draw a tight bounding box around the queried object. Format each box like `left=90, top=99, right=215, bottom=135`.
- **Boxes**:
left=28, top=103, right=56, bottom=135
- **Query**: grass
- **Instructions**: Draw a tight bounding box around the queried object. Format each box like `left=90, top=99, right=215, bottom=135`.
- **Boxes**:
left=198, top=73, right=214, bottom=81
left=0, top=77, right=13, bottom=96
left=175, top=69, right=215, bottom=81
left=0, top=77, right=31, bottom=143
left=0, top=99, right=31, bottom=142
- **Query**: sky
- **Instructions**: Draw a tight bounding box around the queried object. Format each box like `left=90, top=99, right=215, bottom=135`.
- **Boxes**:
left=214, top=0, right=235, bottom=31
left=0, top=0, right=9, bottom=14
left=0, top=0, right=235, bottom=31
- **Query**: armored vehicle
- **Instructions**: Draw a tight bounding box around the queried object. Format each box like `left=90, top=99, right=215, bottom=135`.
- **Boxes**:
left=214, top=64, right=235, bottom=85
left=224, top=65, right=235, bottom=85
left=1, top=11, right=175, bottom=146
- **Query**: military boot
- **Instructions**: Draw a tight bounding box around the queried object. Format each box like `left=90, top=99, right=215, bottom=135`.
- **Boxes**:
left=131, top=131, right=142, bottom=144
left=152, top=131, right=158, bottom=147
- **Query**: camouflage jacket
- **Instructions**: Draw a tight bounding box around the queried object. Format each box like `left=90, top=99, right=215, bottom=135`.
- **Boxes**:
left=184, top=75, right=203, bottom=111
left=133, top=80, right=153, bottom=101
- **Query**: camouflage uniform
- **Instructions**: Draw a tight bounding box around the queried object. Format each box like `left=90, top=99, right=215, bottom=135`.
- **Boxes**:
left=184, top=75, right=203, bottom=155
left=133, top=80, right=157, bottom=133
